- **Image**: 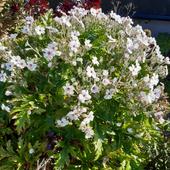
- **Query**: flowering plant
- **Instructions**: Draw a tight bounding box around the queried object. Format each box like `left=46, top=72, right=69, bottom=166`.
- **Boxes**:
left=0, top=7, right=170, bottom=169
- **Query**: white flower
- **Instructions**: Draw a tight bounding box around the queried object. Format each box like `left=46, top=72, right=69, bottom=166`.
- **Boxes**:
left=150, top=73, right=159, bottom=87
left=91, top=84, right=99, bottom=94
left=55, top=16, right=71, bottom=27
left=90, top=8, right=99, bottom=16
left=0, top=71, right=7, bottom=82
left=35, top=26, right=45, bottom=35
left=102, top=78, right=111, bottom=86
left=164, top=57, right=170, bottom=64
left=79, top=125, right=94, bottom=139
left=11, top=55, right=21, bottom=65
left=29, top=148, right=35, bottom=154
left=17, top=59, right=26, bottom=69
left=81, top=111, right=94, bottom=126
left=1, top=104, right=10, bottom=112
left=25, top=16, right=34, bottom=25
left=129, top=60, right=141, bottom=76
left=27, top=60, right=37, bottom=71
left=63, top=83, right=75, bottom=96
left=78, top=90, right=91, bottom=103
left=112, top=77, right=118, bottom=84
left=126, top=38, right=134, bottom=54
left=92, top=56, right=99, bottom=66
left=48, top=62, right=52, bottom=68
left=102, top=70, right=109, bottom=77
left=76, top=57, right=83, bottom=63
left=104, top=89, right=115, bottom=100
left=22, top=26, right=30, bottom=34
left=154, top=111, right=165, bottom=124
left=56, top=51, right=62, bottom=56
left=9, top=33, right=17, bottom=39
left=110, top=66, right=115, bottom=72
left=47, top=42, right=57, bottom=50
left=67, top=110, right=79, bottom=121
left=140, top=88, right=161, bottom=104
left=5, top=90, right=12, bottom=96
left=0, top=44, right=7, bottom=51
left=27, top=110, right=32, bottom=115
left=127, top=128, right=133, bottom=133
left=69, top=38, right=80, bottom=53
left=86, top=66, right=96, bottom=79
left=85, top=39, right=92, bottom=49
left=71, top=31, right=80, bottom=38
left=110, top=11, right=122, bottom=24
left=56, top=118, right=69, bottom=127
left=116, top=123, right=122, bottom=127
left=43, top=48, right=56, bottom=61
left=46, top=26, right=58, bottom=33
left=5, top=62, right=14, bottom=71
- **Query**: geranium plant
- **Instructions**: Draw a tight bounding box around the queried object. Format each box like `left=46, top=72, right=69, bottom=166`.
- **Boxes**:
left=0, top=7, right=170, bottom=169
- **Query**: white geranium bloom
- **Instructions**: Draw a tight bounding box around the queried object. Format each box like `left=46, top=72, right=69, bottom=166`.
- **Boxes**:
left=154, top=111, right=165, bottom=124
left=140, top=87, right=161, bottom=104
left=56, top=118, right=69, bottom=127
left=164, top=57, right=170, bottom=64
left=81, top=111, right=94, bottom=126
left=86, top=66, right=96, bottom=79
left=102, top=78, right=111, bottom=86
left=116, top=123, right=122, bottom=127
left=127, top=128, right=133, bottom=133
left=110, top=11, right=122, bottom=23
left=102, top=70, right=109, bottom=77
left=29, top=148, right=35, bottom=154
left=55, top=16, right=71, bottom=27
left=5, top=90, right=12, bottom=96
left=85, top=39, right=92, bottom=49
left=67, top=110, right=79, bottom=121
left=71, top=31, right=80, bottom=38
left=11, top=55, right=21, bottom=65
left=69, top=38, right=80, bottom=53
left=1, top=104, right=10, bottom=112
left=104, top=89, right=115, bottom=100
left=143, top=74, right=150, bottom=83
left=129, top=60, right=141, bottom=76
left=25, top=16, right=34, bottom=25
left=35, top=26, right=45, bottom=35
left=63, top=83, right=75, bottom=96
left=92, top=56, right=99, bottom=66
left=150, top=73, right=159, bottom=87
left=5, top=62, right=14, bottom=71
left=43, top=48, right=56, bottom=61
left=47, top=42, right=57, bottom=50
left=27, top=60, right=37, bottom=71
left=0, top=43, right=7, bottom=51
left=79, top=125, right=94, bottom=139
left=90, top=8, right=99, bottom=16
left=9, top=33, right=17, bottom=39
left=126, top=38, right=134, bottom=54
left=78, top=90, right=91, bottom=103
left=0, top=71, right=7, bottom=82
left=46, top=26, right=58, bottom=33
left=112, top=77, right=118, bottom=84
left=17, top=59, right=26, bottom=69
left=91, top=84, right=99, bottom=94
left=22, top=26, right=30, bottom=34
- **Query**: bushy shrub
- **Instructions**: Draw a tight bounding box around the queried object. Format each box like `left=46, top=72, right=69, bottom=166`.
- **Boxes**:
left=0, top=7, right=170, bottom=169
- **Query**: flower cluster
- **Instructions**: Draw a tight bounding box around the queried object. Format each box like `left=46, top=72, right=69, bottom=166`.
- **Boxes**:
left=0, top=7, right=169, bottom=169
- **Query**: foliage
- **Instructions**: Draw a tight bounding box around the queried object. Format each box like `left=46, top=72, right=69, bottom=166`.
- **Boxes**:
left=156, top=33, right=170, bottom=56
left=0, top=7, right=170, bottom=169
